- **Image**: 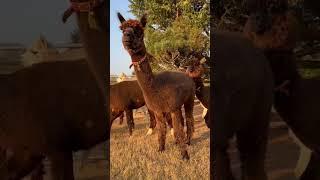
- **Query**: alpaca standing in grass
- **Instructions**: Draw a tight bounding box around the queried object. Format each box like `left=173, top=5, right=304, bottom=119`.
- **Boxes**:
left=184, top=59, right=210, bottom=128
left=244, top=0, right=320, bottom=178
left=117, top=13, right=195, bottom=160
left=213, top=31, right=273, bottom=179
left=110, top=80, right=173, bottom=136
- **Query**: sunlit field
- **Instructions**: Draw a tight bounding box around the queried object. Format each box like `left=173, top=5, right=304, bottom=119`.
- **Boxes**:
left=110, top=103, right=210, bottom=179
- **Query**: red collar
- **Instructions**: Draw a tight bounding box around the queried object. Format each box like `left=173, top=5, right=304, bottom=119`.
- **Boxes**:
left=274, top=80, right=290, bottom=96
left=129, top=55, right=147, bottom=69
left=62, top=0, right=104, bottom=23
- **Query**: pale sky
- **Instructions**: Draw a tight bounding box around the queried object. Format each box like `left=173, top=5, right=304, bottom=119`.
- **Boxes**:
left=0, top=0, right=134, bottom=75
left=0, top=0, right=76, bottom=45
left=110, top=0, right=135, bottom=75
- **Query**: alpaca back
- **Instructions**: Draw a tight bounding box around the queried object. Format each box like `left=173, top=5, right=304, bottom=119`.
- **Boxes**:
left=0, top=60, right=107, bottom=152
left=110, top=80, right=145, bottom=110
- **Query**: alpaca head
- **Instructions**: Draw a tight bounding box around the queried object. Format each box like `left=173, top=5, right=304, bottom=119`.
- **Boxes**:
left=185, top=59, right=206, bottom=79
left=117, top=12, right=147, bottom=57
left=247, top=0, right=288, bottom=34
left=247, top=0, right=288, bottom=14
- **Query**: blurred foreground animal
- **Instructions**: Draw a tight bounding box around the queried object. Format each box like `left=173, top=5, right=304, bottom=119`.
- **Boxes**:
left=213, top=31, right=273, bottom=179
left=244, top=1, right=320, bottom=178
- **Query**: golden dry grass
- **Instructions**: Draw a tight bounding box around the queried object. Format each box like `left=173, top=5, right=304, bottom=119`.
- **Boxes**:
left=110, top=104, right=210, bottom=180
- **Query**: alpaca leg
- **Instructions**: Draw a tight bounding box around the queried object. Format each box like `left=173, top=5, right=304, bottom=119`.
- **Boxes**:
left=300, top=152, right=320, bottom=180
left=204, top=109, right=210, bottom=128
left=237, top=129, right=268, bottom=180
left=29, top=161, right=44, bottom=180
left=171, top=109, right=189, bottom=160
left=4, top=148, right=44, bottom=180
left=119, top=112, right=124, bottom=125
left=165, top=113, right=174, bottom=136
left=125, top=110, right=134, bottom=136
left=213, top=143, right=235, bottom=180
left=154, top=112, right=167, bottom=152
left=184, top=95, right=195, bottom=145
left=49, top=151, right=74, bottom=180
left=110, top=110, right=123, bottom=129
left=0, top=147, right=11, bottom=180
left=146, top=109, right=156, bottom=135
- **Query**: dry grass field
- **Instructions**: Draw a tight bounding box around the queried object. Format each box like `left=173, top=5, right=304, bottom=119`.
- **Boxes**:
left=24, top=105, right=302, bottom=180
left=110, top=103, right=210, bottom=180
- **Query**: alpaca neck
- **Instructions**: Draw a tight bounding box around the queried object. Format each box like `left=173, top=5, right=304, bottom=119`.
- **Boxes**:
left=131, top=53, right=155, bottom=95
left=76, top=8, right=108, bottom=98
left=193, top=77, right=208, bottom=108
left=274, top=77, right=302, bottom=131
left=270, top=54, right=302, bottom=127
left=193, top=77, right=204, bottom=90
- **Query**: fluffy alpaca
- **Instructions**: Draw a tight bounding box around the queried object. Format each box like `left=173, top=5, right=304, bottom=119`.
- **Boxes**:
left=0, top=1, right=109, bottom=179
left=110, top=80, right=173, bottom=136
left=184, top=59, right=210, bottom=128
left=117, top=13, right=195, bottom=160
left=213, top=31, right=273, bottom=179
left=243, top=0, right=320, bottom=178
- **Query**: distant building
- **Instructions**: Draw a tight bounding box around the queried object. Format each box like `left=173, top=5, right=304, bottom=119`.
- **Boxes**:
left=117, top=72, right=127, bottom=82
left=0, top=35, right=87, bottom=74
left=21, top=36, right=86, bottom=67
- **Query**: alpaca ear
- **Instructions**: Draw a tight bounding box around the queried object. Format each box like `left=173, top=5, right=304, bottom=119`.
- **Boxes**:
left=140, top=14, right=147, bottom=27
left=117, top=12, right=126, bottom=23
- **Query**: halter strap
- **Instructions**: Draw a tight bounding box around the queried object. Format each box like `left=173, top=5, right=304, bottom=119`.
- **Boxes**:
left=129, top=54, right=148, bottom=69
left=62, top=0, right=104, bottom=23
left=274, top=80, right=290, bottom=96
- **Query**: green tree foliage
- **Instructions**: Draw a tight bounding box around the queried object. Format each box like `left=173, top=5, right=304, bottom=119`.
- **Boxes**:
left=129, top=0, right=209, bottom=71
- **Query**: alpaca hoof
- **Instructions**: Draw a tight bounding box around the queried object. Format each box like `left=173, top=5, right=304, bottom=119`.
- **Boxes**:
left=170, top=128, right=174, bottom=136
left=186, top=140, right=191, bottom=146
left=182, top=152, right=189, bottom=160
left=146, top=128, right=153, bottom=136
left=158, top=147, right=165, bottom=152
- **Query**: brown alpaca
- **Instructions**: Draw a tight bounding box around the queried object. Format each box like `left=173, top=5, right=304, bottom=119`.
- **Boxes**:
left=213, top=31, right=273, bottom=179
left=110, top=80, right=173, bottom=136
left=0, top=1, right=109, bottom=178
left=117, top=13, right=195, bottom=160
left=244, top=1, right=320, bottom=179
left=184, top=60, right=210, bottom=128
left=304, top=0, right=320, bottom=17
left=245, top=0, right=320, bottom=43
left=270, top=58, right=320, bottom=180
left=0, top=59, right=107, bottom=179
left=0, top=147, right=44, bottom=179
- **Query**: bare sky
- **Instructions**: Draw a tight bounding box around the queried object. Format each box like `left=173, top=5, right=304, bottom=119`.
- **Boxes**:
left=0, top=0, right=76, bottom=46
left=0, top=0, right=133, bottom=75
left=110, top=0, right=135, bottom=75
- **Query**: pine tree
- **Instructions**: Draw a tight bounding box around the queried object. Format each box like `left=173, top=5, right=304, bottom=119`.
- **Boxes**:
left=129, top=0, right=210, bottom=72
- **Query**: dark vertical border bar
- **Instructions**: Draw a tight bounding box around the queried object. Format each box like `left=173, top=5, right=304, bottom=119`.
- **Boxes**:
left=106, top=0, right=111, bottom=179
left=210, top=0, right=214, bottom=179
